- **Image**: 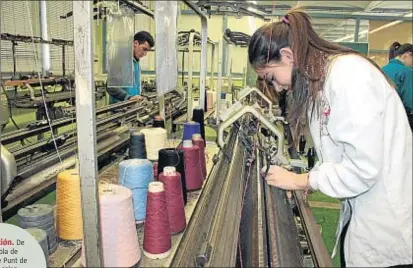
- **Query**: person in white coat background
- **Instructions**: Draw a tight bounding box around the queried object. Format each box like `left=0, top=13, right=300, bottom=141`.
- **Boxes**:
left=249, top=10, right=412, bottom=267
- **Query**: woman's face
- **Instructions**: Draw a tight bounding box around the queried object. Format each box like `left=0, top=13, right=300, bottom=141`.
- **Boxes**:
left=400, top=51, right=413, bottom=67
left=255, top=48, right=295, bottom=92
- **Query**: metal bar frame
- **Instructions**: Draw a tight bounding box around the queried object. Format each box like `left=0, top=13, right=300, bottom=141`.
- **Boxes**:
left=187, top=32, right=195, bottom=120
left=180, top=9, right=413, bottom=21
left=209, top=42, right=216, bottom=89
left=354, top=18, right=361, bottom=42
left=227, top=43, right=233, bottom=95
left=73, top=1, right=102, bottom=267
left=183, top=0, right=209, bottom=111
left=217, top=105, right=288, bottom=165
left=215, top=39, right=223, bottom=123
left=39, top=0, right=50, bottom=75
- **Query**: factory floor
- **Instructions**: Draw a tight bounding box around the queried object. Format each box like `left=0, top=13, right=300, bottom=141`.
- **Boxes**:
left=3, top=108, right=341, bottom=267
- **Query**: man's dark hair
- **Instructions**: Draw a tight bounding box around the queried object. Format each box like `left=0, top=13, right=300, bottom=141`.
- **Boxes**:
left=134, top=31, right=155, bottom=47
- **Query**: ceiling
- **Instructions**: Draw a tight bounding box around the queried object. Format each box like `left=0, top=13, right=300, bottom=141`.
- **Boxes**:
left=194, top=0, right=412, bottom=41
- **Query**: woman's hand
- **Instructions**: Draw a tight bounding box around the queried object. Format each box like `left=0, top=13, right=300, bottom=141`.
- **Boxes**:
left=261, top=165, right=308, bottom=190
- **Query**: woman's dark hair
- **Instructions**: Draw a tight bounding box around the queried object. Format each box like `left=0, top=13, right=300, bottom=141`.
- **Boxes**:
left=134, top=31, right=155, bottom=47
left=388, top=41, right=413, bottom=60
left=248, top=10, right=389, bottom=144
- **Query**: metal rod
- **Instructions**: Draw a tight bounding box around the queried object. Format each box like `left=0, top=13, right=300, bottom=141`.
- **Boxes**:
left=62, top=45, right=66, bottom=76
left=227, top=43, right=233, bottom=95
left=199, top=17, right=208, bottom=110
left=209, top=42, right=216, bottom=89
left=181, top=51, right=185, bottom=85
left=39, top=0, right=50, bottom=75
left=354, top=18, right=360, bottom=42
left=116, top=0, right=154, bottom=18
left=180, top=9, right=413, bottom=21
left=182, top=0, right=208, bottom=20
left=12, top=41, right=17, bottom=77
left=187, top=32, right=195, bottom=120
left=215, top=39, right=223, bottom=124
left=73, top=1, right=102, bottom=267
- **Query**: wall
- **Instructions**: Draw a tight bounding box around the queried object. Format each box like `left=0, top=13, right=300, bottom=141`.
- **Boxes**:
left=368, top=20, right=413, bottom=66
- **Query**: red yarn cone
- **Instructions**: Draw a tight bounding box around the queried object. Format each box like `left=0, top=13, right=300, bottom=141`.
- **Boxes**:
left=159, top=167, right=186, bottom=234
left=192, top=135, right=207, bottom=180
left=143, top=182, right=171, bottom=259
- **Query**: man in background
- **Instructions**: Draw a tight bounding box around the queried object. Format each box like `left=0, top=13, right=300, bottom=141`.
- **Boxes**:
left=107, top=31, right=155, bottom=103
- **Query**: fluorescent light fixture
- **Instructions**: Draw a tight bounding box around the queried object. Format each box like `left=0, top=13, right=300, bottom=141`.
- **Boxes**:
left=334, top=12, right=412, bottom=42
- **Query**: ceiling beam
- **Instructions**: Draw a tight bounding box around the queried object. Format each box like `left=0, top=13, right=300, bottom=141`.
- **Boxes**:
left=181, top=9, right=413, bottom=21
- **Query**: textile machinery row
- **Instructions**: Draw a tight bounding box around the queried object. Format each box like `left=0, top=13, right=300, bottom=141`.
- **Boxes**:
left=0, top=89, right=187, bottom=221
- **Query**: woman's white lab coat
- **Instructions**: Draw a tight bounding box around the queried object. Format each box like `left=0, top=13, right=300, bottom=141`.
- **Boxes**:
left=308, top=54, right=412, bottom=267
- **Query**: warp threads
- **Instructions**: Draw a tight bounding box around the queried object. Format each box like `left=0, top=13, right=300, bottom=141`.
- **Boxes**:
left=118, top=159, right=153, bottom=223
left=158, top=148, right=187, bottom=205
left=25, top=228, right=49, bottom=265
left=153, top=116, right=165, bottom=128
left=192, top=134, right=207, bottom=181
left=143, top=182, right=172, bottom=259
left=182, top=121, right=200, bottom=141
left=141, top=128, right=167, bottom=161
left=299, top=135, right=306, bottom=154
left=81, top=184, right=141, bottom=267
left=192, top=108, right=206, bottom=145
left=129, top=132, right=147, bottom=159
left=56, top=169, right=83, bottom=241
left=158, top=167, right=186, bottom=234
left=182, top=140, right=203, bottom=191
left=18, top=204, right=57, bottom=254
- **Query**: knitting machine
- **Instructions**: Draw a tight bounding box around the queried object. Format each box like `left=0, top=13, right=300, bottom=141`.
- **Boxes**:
left=171, top=87, right=332, bottom=267
left=0, top=90, right=187, bottom=221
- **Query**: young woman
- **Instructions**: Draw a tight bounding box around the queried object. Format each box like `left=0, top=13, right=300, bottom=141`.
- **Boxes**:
left=382, top=42, right=412, bottom=126
left=249, top=11, right=412, bottom=267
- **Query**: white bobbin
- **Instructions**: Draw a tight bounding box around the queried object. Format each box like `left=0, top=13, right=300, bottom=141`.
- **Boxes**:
left=192, top=133, right=202, bottom=140
left=183, top=140, right=193, bottom=148
left=148, top=181, right=164, bottom=193
left=163, top=166, right=176, bottom=176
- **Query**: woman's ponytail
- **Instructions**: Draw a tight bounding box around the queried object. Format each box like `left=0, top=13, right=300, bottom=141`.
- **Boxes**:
left=389, top=41, right=401, bottom=60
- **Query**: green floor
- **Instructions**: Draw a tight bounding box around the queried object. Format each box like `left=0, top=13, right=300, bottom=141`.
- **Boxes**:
left=4, top=110, right=341, bottom=267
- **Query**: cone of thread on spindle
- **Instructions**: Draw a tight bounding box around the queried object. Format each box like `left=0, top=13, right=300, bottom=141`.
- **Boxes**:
left=56, top=169, right=83, bottom=241
left=181, top=140, right=203, bottom=191
left=158, top=167, right=186, bottom=234
left=299, top=135, right=306, bottom=154
left=81, top=184, right=141, bottom=267
left=182, top=121, right=201, bottom=141
left=192, top=108, right=206, bottom=145
left=17, top=204, right=57, bottom=254
left=307, top=147, right=315, bottom=169
left=129, top=132, right=147, bottom=159
left=143, top=182, right=172, bottom=259
left=153, top=115, right=165, bottom=128
left=192, top=134, right=207, bottom=181
left=118, top=159, right=153, bottom=223
left=141, top=128, right=167, bottom=161
left=158, top=148, right=187, bottom=205
left=25, top=228, right=49, bottom=265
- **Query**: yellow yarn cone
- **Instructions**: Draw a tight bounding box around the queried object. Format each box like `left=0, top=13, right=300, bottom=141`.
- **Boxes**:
left=56, top=169, right=83, bottom=240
